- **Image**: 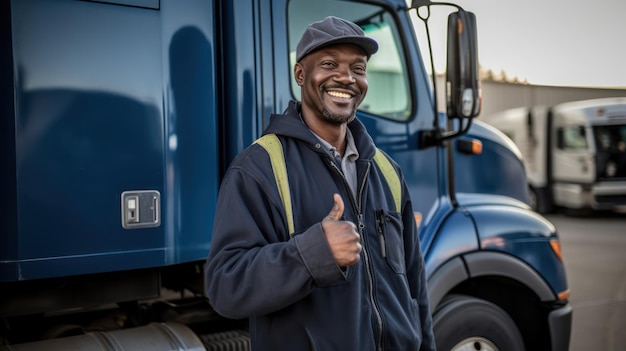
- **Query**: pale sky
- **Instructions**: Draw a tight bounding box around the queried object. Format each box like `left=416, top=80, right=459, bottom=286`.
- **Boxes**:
left=411, top=0, right=625, bottom=88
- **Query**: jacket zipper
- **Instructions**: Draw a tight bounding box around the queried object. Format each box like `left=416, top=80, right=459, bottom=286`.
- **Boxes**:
left=328, top=158, right=384, bottom=350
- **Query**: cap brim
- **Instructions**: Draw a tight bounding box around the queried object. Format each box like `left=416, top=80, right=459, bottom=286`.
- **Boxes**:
left=298, top=36, right=378, bottom=62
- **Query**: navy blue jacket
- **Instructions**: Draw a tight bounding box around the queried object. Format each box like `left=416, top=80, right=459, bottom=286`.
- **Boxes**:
left=205, top=101, right=435, bottom=350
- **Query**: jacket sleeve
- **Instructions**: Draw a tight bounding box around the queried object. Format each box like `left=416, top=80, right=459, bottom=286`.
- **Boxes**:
left=204, top=147, right=345, bottom=319
left=400, top=173, right=436, bottom=351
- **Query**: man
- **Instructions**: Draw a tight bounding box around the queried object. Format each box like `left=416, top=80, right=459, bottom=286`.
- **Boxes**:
left=205, top=16, right=435, bottom=350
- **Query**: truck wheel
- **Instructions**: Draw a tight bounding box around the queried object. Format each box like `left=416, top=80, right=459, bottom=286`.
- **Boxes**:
left=528, top=186, right=554, bottom=214
left=433, top=295, right=524, bottom=351
left=528, top=185, right=539, bottom=211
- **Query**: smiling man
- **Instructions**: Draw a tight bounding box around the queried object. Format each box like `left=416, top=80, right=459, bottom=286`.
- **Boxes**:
left=205, top=16, right=435, bottom=350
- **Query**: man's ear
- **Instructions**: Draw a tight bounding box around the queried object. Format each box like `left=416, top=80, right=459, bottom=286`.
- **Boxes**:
left=294, top=63, right=304, bottom=86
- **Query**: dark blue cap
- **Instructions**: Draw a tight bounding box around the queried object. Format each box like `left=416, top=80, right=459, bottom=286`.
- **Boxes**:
left=296, top=16, right=379, bottom=62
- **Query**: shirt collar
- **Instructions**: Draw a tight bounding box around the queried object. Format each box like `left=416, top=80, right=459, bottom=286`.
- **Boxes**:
left=311, top=128, right=359, bottom=161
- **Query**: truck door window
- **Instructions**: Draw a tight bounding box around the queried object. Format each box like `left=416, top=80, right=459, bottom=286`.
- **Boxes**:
left=288, top=0, right=411, bottom=121
left=557, top=126, right=588, bottom=150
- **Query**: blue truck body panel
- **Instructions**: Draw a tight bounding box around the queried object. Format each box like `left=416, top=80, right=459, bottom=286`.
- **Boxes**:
left=3, top=0, right=220, bottom=280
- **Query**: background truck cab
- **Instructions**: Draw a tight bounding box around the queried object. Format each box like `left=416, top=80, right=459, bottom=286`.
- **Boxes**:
left=482, top=97, right=626, bottom=213
left=1, top=0, right=571, bottom=350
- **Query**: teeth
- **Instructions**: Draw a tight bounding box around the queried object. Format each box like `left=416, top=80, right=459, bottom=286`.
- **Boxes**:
left=328, top=91, right=352, bottom=99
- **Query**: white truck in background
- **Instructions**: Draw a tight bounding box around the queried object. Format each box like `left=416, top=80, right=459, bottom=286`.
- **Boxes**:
left=481, top=97, right=626, bottom=213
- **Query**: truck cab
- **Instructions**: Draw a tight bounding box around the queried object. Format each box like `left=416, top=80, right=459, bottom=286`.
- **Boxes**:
left=1, top=0, right=571, bottom=350
left=482, top=97, right=626, bottom=213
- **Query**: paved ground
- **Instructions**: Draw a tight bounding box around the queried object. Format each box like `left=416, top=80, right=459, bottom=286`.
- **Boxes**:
left=545, top=211, right=626, bottom=351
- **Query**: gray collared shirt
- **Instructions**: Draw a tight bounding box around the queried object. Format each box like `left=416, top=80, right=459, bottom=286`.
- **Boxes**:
left=312, top=128, right=359, bottom=195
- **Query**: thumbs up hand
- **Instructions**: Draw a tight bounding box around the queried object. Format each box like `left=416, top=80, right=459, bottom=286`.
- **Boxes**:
left=321, top=194, right=361, bottom=267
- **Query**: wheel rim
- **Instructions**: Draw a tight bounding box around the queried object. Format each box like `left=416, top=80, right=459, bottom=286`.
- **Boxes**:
left=450, top=337, right=499, bottom=351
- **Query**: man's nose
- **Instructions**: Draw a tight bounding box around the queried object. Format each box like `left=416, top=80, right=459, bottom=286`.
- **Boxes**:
left=335, top=65, right=356, bottom=84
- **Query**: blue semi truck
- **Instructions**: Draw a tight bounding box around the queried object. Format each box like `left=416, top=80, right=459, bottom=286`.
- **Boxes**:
left=1, top=0, right=571, bottom=350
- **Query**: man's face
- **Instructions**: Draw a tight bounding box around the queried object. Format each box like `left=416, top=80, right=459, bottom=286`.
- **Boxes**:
left=295, top=43, right=369, bottom=125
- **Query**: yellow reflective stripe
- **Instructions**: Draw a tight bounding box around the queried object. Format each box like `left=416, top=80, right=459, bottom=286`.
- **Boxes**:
left=254, top=134, right=295, bottom=236
left=374, top=149, right=401, bottom=212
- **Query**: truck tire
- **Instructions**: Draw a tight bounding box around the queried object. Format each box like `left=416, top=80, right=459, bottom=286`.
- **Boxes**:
left=529, top=185, right=553, bottom=214
left=433, top=294, right=524, bottom=351
left=528, top=185, right=539, bottom=212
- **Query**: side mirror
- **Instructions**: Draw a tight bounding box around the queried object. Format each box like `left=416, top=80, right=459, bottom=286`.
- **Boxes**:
left=446, top=10, right=481, bottom=119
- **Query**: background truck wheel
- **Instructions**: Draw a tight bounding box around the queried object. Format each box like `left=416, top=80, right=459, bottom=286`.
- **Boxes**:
left=528, top=185, right=539, bottom=212
left=529, top=185, right=553, bottom=214
left=528, top=185, right=554, bottom=214
left=433, top=295, right=525, bottom=351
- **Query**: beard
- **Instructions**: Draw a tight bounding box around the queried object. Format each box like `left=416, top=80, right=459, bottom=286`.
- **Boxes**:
left=321, top=108, right=357, bottom=125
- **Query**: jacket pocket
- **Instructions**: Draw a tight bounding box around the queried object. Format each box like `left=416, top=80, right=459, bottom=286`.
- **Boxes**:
left=376, top=210, right=406, bottom=274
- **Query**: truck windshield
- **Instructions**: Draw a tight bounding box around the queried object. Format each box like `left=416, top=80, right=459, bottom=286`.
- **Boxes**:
left=594, top=124, right=626, bottom=179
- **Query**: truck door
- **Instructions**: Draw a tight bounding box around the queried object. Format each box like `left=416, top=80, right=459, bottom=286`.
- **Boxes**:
left=552, top=123, right=595, bottom=184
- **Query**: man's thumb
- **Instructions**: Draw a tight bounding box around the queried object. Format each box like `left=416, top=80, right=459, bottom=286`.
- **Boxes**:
left=326, top=193, right=344, bottom=221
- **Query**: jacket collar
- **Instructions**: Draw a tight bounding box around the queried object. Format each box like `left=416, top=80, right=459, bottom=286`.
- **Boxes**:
left=264, top=100, right=377, bottom=160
